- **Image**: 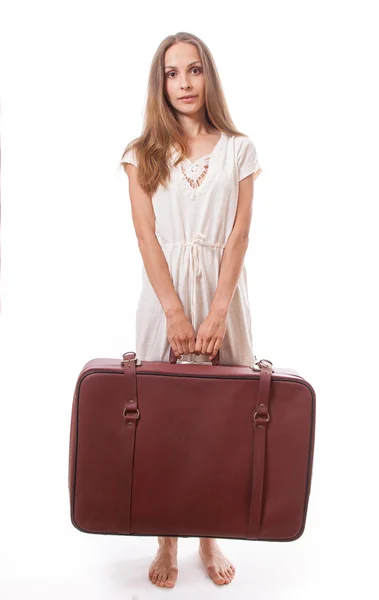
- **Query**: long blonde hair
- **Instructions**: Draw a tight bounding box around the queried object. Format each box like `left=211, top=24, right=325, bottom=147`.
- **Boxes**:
left=120, top=31, right=248, bottom=196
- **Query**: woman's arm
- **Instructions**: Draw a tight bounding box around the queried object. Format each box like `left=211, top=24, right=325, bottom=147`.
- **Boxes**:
left=194, top=174, right=255, bottom=358
left=124, top=163, right=183, bottom=316
left=209, top=174, right=255, bottom=316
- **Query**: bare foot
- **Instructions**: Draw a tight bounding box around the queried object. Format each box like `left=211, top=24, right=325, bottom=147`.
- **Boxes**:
left=199, top=538, right=236, bottom=585
left=149, top=537, right=179, bottom=588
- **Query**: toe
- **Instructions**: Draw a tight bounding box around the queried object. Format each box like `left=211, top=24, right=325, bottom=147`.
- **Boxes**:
left=217, top=572, right=226, bottom=584
left=222, top=570, right=231, bottom=583
left=165, top=576, right=176, bottom=587
left=165, top=568, right=178, bottom=587
left=209, top=566, right=226, bottom=584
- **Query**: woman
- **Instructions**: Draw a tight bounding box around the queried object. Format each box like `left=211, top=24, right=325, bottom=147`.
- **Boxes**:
left=121, top=31, right=262, bottom=589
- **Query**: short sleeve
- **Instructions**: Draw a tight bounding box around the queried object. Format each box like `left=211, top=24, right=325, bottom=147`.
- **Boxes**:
left=121, top=146, right=138, bottom=167
left=236, top=136, right=262, bottom=182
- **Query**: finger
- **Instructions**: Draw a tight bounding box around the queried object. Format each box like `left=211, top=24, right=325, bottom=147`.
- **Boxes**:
left=188, top=337, right=196, bottom=354
left=209, top=341, right=220, bottom=360
left=174, top=347, right=182, bottom=359
left=194, top=336, right=202, bottom=355
left=175, top=340, right=184, bottom=357
left=206, top=340, right=215, bottom=356
left=201, top=338, right=211, bottom=355
left=171, top=343, right=180, bottom=358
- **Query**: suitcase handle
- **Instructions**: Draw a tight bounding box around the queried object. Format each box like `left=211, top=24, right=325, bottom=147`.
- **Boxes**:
left=169, top=347, right=220, bottom=365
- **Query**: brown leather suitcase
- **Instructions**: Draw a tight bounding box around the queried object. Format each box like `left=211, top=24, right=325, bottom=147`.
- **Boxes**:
left=68, top=350, right=316, bottom=542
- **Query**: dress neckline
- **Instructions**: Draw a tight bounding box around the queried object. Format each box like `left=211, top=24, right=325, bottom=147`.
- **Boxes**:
left=173, top=132, right=228, bottom=201
left=172, top=131, right=225, bottom=166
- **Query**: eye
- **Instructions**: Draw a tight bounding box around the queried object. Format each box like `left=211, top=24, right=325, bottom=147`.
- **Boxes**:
left=166, top=67, right=202, bottom=78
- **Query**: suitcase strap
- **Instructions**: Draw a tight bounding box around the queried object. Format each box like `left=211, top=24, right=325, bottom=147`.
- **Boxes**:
left=120, top=352, right=272, bottom=539
left=248, top=362, right=272, bottom=539
left=119, top=353, right=140, bottom=533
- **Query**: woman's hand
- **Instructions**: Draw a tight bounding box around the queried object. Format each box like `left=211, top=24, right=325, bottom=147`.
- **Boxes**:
left=166, top=308, right=197, bottom=358
left=195, top=310, right=227, bottom=360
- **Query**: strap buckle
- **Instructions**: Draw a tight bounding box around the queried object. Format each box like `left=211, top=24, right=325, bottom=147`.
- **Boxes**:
left=253, top=410, right=270, bottom=423
left=123, top=407, right=140, bottom=420
left=121, top=351, right=142, bottom=366
left=250, top=359, right=273, bottom=372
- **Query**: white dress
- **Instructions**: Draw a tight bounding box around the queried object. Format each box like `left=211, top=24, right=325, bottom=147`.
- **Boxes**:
left=121, top=131, right=262, bottom=366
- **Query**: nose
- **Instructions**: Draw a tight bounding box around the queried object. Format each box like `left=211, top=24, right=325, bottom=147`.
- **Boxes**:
left=179, top=76, right=191, bottom=89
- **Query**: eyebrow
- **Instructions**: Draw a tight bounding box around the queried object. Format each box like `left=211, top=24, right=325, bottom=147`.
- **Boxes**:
left=164, top=61, right=202, bottom=70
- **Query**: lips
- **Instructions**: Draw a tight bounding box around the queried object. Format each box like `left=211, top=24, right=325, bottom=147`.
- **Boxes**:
left=179, top=95, right=197, bottom=99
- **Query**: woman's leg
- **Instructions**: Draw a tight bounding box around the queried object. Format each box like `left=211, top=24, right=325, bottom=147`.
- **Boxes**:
left=199, top=537, right=236, bottom=585
left=148, top=536, right=179, bottom=588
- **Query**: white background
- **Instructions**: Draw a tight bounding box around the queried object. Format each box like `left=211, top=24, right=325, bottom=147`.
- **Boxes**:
left=0, top=0, right=378, bottom=598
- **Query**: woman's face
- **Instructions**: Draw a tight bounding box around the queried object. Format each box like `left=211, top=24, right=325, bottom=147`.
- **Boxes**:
left=164, top=42, right=205, bottom=114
